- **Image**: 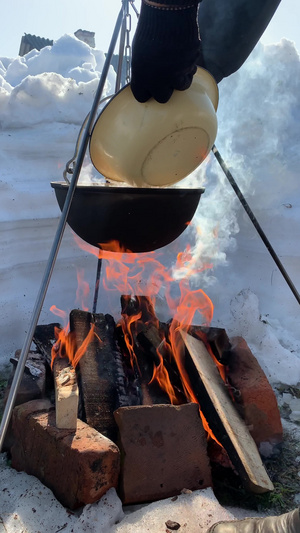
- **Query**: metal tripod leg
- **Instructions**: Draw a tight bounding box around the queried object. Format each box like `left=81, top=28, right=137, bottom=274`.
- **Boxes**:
left=92, top=3, right=130, bottom=315
left=213, top=144, right=300, bottom=305
left=0, top=6, right=124, bottom=452
left=92, top=253, right=103, bottom=315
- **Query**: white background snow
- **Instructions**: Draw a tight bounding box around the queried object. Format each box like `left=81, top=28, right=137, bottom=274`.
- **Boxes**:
left=1, top=22, right=300, bottom=533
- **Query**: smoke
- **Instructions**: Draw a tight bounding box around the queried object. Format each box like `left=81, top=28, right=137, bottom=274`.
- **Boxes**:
left=172, top=39, right=300, bottom=287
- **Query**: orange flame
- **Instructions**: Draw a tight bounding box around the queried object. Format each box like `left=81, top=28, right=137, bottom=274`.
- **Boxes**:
left=56, top=234, right=226, bottom=445
left=120, top=309, right=142, bottom=371
left=50, top=304, right=67, bottom=321
left=51, top=323, right=97, bottom=369
left=50, top=270, right=96, bottom=368
left=149, top=343, right=177, bottom=405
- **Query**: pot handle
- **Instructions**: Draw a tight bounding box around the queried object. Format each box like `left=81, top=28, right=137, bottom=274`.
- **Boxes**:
left=63, top=95, right=114, bottom=184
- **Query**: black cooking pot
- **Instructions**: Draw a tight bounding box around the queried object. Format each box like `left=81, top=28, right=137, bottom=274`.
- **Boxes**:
left=51, top=182, right=204, bottom=253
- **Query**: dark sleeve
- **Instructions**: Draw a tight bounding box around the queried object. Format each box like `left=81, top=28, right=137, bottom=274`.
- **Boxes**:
left=142, top=0, right=200, bottom=5
left=198, top=0, right=282, bottom=83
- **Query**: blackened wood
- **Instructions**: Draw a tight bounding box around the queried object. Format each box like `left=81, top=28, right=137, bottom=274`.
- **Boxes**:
left=120, top=296, right=172, bottom=405
left=3, top=350, right=47, bottom=452
left=180, top=330, right=274, bottom=494
left=105, top=315, right=139, bottom=408
left=189, top=326, right=232, bottom=364
left=136, top=323, right=187, bottom=405
left=115, top=324, right=143, bottom=407
left=33, top=323, right=61, bottom=366
left=136, top=322, right=167, bottom=362
left=129, top=333, right=171, bottom=406
left=70, top=309, right=127, bottom=442
left=120, top=295, right=155, bottom=323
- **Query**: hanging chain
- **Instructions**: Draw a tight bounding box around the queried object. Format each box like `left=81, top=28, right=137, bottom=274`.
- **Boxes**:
left=63, top=0, right=140, bottom=182
left=124, top=1, right=132, bottom=84
left=123, top=0, right=140, bottom=84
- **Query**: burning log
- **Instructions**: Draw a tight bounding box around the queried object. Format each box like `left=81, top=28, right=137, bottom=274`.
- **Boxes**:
left=119, top=295, right=175, bottom=405
left=180, top=330, right=274, bottom=494
left=69, top=309, right=129, bottom=443
left=120, top=295, right=155, bottom=323
left=136, top=323, right=187, bottom=405
left=53, top=357, right=78, bottom=430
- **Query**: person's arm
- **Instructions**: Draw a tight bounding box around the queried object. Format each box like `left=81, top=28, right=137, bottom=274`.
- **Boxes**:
left=131, top=0, right=202, bottom=103
left=198, top=0, right=282, bottom=83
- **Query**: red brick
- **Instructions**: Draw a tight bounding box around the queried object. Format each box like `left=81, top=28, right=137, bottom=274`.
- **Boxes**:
left=11, top=399, right=120, bottom=509
left=227, top=337, right=283, bottom=453
left=114, top=402, right=212, bottom=504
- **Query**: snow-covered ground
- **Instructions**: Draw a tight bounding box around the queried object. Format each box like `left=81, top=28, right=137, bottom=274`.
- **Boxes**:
left=0, top=452, right=278, bottom=533
left=1, top=31, right=300, bottom=532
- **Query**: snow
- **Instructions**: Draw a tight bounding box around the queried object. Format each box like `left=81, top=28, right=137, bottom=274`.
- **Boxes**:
left=0, top=32, right=300, bottom=532
left=0, top=453, right=255, bottom=532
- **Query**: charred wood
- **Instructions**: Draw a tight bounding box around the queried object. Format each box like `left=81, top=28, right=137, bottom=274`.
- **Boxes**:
left=120, top=295, right=156, bottom=323
left=115, top=323, right=143, bottom=406
left=33, top=323, right=61, bottom=367
left=136, top=323, right=186, bottom=405
left=120, top=296, right=175, bottom=405
left=188, top=326, right=232, bottom=365
left=3, top=350, right=47, bottom=452
left=70, top=309, right=132, bottom=442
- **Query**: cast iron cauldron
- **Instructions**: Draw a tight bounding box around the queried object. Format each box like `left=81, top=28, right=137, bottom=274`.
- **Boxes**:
left=51, top=182, right=204, bottom=253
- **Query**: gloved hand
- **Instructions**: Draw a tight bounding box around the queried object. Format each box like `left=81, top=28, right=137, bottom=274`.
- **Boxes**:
left=131, top=0, right=202, bottom=103
left=208, top=507, right=300, bottom=533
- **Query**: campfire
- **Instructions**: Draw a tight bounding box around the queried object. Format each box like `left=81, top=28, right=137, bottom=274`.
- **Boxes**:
left=4, top=242, right=283, bottom=510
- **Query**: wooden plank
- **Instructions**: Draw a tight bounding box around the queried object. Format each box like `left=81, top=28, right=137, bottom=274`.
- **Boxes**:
left=53, top=357, right=78, bottom=430
left=180, top=330, right=274, bottom=494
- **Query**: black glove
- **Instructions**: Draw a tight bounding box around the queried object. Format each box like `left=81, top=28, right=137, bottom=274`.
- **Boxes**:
left=131, top=0, right=201, bottom=103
